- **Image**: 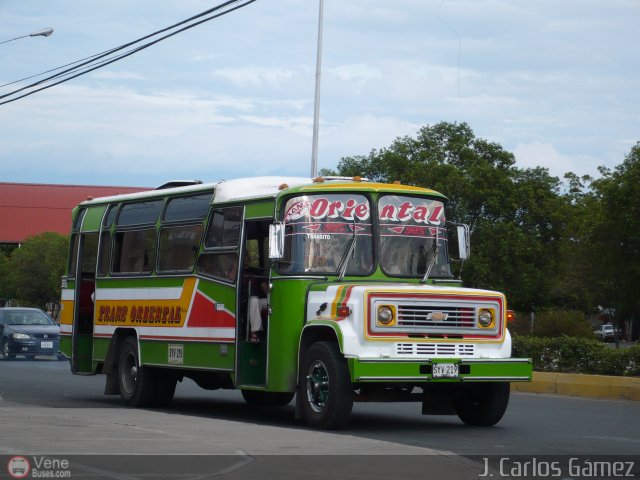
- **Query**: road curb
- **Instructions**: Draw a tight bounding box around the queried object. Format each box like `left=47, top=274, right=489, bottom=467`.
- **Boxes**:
left=512, top=371, right=640, bottom=401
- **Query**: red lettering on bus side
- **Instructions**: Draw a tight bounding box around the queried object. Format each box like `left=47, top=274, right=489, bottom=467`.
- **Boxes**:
left=99, top=306, right=106, bottom=322
left=342, top=199, right=357, bottom=219
left=310, top=198, right=329, bottom=218
left=429, top=205, right=443, bottom=225
left=355, top=203, right=368, bottom=219
left=174, top=307, right=182, bottom=323
left=405, top=226, right=427, bottom=236
left=413, top=205, right=429, bottom=223
left=327, top=200, right=343, bottom=218
left=162, top=307, right=169, bottom=322
left=324, top=223, right=345, bottom=233
left=379, top=204, right=396, bottom=221
left=155, top=307, right=162, bottom=321
left=397, top=202, right=413, bottom=221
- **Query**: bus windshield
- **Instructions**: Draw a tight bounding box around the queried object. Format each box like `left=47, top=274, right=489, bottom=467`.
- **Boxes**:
left=280, top=194, right=374, bottom=275
left=378, top=195, right=452, bottom=278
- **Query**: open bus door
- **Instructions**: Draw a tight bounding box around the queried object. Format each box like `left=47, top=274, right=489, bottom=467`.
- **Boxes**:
left=71, top=231, right=98, bottom=374
left=236, top=219, right=270, bottom=387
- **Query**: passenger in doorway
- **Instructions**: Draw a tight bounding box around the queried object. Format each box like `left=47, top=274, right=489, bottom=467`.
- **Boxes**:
left=241, top=251, right=268, bottom=343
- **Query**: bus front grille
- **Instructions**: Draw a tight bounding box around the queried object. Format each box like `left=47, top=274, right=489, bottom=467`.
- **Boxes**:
left=396, top=305, right=475, bottom=329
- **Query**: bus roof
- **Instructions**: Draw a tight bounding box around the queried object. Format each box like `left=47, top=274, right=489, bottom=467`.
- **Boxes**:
left=78, top=176, right=446, bottom=207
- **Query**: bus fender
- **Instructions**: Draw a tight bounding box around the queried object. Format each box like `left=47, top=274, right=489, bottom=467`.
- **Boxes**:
left=295, top=324, right=343, bottom=420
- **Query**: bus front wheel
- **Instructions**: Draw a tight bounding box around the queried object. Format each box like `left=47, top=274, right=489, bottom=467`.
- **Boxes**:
left=298, top=341, right=353, bottom=429
left=118, top=336, right=176, bottom=407
left=454, top=382, right=510, bottom=426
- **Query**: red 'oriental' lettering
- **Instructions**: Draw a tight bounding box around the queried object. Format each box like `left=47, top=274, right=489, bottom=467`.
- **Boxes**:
left=379, top=201, right=444, bottom=225
left=302, top=197, right=370, bottom=221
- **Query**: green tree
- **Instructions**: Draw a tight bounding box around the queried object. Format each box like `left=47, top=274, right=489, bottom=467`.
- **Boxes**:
left=3, top=233, right=69, bottom=316
left=331, top=122, right=570, bottom=310
left=587, top=143, right=640, bottom=332
left=0, top=251, right=12, bottom=305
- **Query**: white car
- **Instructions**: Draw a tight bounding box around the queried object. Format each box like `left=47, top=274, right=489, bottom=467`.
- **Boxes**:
left=593, top=324, right=615, bottom=342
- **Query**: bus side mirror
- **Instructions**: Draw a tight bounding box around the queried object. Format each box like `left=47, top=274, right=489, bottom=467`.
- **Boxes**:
left=269, top=222, right=285, bottom=260
left=447, top=223, right=470, bottom=261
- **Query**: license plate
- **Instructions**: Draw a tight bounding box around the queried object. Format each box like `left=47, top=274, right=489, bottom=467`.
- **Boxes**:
left=41, top=341, right=53, bottom=349
left=432, top=363, right=459, bottom=379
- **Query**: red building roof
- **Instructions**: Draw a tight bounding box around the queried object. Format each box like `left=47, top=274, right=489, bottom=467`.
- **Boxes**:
left=0, top=182, right=150, bottom=244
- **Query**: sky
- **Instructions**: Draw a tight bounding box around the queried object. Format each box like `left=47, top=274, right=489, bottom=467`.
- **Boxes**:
left=0, top=0, right=638, bottom=188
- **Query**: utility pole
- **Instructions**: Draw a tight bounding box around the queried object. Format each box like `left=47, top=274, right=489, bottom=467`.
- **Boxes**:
left=310, top=0, right=324, bottom=178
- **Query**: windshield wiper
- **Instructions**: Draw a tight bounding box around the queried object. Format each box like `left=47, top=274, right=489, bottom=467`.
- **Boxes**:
left=337, top=219, right=357, bottom=281
left=420, top=227, right=440, bottom=284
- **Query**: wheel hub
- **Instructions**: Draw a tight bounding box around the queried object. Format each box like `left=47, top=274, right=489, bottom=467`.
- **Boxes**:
left=306, top=360, right=329, bottom=413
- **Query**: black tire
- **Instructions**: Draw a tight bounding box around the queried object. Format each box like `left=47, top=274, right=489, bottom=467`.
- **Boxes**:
left=454, top=382, right=510, bottom=426
left=241, top=389, right=295, bottom=406
left=298, top=341, right=353, bottom=429
left=1, top=338, right=14, bottom=360
left=118, top=336, right=176, bottom=407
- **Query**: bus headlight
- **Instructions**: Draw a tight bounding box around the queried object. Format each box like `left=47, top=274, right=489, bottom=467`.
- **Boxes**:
left=478, top=308, right=494, bottom=328
left=377, top=305, right=395, bottom=326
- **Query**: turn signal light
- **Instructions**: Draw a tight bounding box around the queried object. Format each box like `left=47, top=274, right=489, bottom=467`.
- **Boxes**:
left=506, top=310, right=515, bottom=324
left=337, top=305, right=351, bottom=317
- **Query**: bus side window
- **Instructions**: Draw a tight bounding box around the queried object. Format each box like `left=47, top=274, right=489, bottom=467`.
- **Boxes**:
left=97, top=231, right=111, bottom=276
left=113, top=229, right=156, bottom=274
left=197, top=252, right=238, bottom=283
left=158, top=225, right=203, bottom=273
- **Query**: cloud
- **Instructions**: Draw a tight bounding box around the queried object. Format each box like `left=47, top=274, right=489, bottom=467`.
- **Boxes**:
left=213, top=66, right=301, bottom=88
left=90, top=71, right=146, bottom=81
left=512, top=141, right=599, bottom=178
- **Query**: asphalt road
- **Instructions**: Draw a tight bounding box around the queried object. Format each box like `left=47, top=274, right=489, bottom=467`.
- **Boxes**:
left=0, top=359, right=640, bottom=479
left=1, top=357, right=639, bottom=458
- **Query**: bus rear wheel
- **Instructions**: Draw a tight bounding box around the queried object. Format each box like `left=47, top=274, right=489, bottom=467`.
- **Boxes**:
left=118, top=336, right=176, bottom=407
left=454, top=382, right=510, bottom=426
left=298, top=341, right=353, bottom=429
left=241, top=390, right=295, bottom=406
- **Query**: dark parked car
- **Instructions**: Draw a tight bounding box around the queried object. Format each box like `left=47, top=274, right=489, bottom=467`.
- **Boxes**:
left=0, top=308, right=60, bottom=360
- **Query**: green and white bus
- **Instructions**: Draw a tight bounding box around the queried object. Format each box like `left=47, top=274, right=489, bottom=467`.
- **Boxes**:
left=60, top=176, right=532, bottom=429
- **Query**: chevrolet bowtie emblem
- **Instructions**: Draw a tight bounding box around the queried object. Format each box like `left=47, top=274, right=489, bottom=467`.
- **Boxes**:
left=427, top=312, right=448, bottom=322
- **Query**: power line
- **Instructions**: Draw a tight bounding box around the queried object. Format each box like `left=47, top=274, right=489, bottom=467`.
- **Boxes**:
left=0, top=0, right=256, bottom=106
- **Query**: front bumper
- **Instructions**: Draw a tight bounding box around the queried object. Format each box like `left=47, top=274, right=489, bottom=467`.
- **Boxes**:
left=7, top=338, right=60, bottom=356
left=349, top=357, right=532, bottom=383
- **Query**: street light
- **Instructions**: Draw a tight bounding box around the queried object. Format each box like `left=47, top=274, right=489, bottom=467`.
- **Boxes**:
left=0, top=27, right=54, bottom=45
left=310, top=0, right=323, bottom=178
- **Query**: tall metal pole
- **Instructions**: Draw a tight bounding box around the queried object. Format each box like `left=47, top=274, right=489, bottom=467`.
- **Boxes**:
left=310, top=0, right=324, bottom=178
left=0, top=28, right=54, bottom=45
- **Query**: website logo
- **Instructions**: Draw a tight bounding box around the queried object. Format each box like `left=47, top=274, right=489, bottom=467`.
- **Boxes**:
left=7, top=456, right=30, bottom=479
